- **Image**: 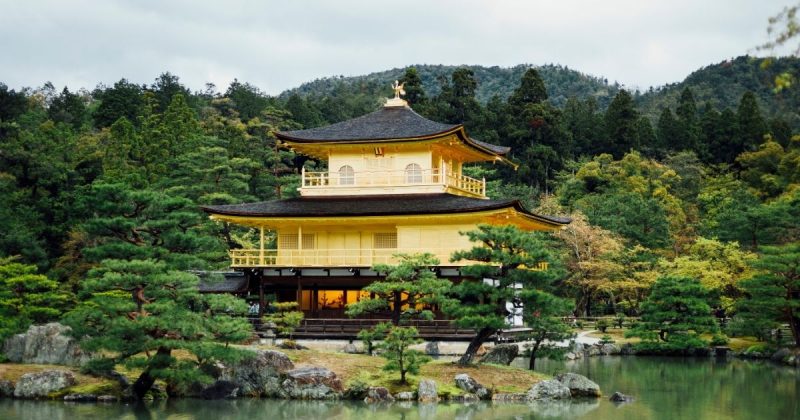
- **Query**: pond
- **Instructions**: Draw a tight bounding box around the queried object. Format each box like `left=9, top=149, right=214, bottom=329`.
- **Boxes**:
left=1, top=357, right=798, bottom=419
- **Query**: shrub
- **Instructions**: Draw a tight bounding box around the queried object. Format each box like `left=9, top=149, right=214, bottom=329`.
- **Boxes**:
left=358, top=322, right=391, bottom=356
left=614, top=313, right=626, bottom=329
left=596, top=318, right=610, bottom=333
left=599, top=334, right=615, bottom=345
left=379, top=326, right=430, bottom=384
left=263, top=302, right=304, bottom=339
left=710, top=334, right=730, bottom=346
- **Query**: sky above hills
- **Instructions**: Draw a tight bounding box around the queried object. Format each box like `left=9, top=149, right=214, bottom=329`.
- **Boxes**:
left=1, top=0, right=794, bottom=95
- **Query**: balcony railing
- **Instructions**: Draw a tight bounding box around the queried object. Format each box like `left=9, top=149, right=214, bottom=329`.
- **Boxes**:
left=300, top=167, right=486, bottom=198
left=229, top=248, right=549, bottom=271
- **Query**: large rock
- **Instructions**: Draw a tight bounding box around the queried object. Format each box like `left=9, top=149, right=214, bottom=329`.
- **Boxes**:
left=417, top=379, right=439, bottom=402
left=395, top=391, right=415, bottom=401
left=479, top=344, right=519, bottom=365
left=491, top=392, right=527, bottom=402
left=599, top=343, right=621, bottom=355
left=425, top=341, right=440, bottom=356
left=771, top=348, right=792, bottom=363
left=609, top=391, right=634, bottom=403
left=526, top=379, right=571, bottom=401
left=14, top=370, right=76, bottom=398
left=219, top=349, right=294, bottom=397
left=364, top=386, right=394, bottom=403
left=281, top=366, right=343, bottom=400
left=3, top=323, right=91, bottom=366
left=555, top=372, right=601, bottom=397
left=201, top=380, right=239, bottom=399
left=454, top=373, right=490, bottom=400
left=0, top=380, right=15, bottom=398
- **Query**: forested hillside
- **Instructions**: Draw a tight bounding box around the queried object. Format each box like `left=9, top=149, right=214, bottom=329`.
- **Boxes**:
left=283, top=57, right=800, bottom=129
left=1, top=58, right=798, bottom=346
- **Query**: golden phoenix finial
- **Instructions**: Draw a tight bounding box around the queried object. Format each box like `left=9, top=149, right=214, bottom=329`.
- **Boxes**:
left=392, top=80, right=406, bottom=99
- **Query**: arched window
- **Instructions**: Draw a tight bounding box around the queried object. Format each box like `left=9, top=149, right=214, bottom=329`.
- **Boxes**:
left=338, top=165, right=354, bottom=185
left=405, top=163, right=422, bottom=183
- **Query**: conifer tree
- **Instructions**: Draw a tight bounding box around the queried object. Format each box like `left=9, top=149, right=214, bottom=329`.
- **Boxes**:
left=346, top=253, right=454, bottom=325
left=626, top=275, right=719, bottom=351
left=399, top=67, right=426, bottom=107
left=520, top=290, right=574, bottom=370
left=735, top=243, right=800, bottom=346
left=736, top=91, right=768, bottom=155
left=675, top=87, right=699, bottom=152
left=444, top=225, right=558, bottom=365
left=603, top=90, right=639, bottom=158
left=378, top=326, right=430, bottom=384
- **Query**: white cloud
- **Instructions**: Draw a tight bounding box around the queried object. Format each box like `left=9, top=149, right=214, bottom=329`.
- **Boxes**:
left=0, top=0, right=791, bottom=94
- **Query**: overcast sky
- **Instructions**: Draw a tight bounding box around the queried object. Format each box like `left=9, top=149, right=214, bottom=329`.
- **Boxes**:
left=0, top=0, right=793, bottom=95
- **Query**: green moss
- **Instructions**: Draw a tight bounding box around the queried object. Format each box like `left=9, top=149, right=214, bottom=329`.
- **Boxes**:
left=48, top=380, right=120, bottom=399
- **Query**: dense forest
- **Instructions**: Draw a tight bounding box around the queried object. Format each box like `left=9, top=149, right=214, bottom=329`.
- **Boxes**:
left=1, top=56, right=799, bottom=348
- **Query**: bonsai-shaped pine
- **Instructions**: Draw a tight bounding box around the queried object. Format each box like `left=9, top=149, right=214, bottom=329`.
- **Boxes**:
left=264, top=301, right=304, bottom=340
left=379, top=325, right=430, bottom=384
left=0, top=258, right=72, bottom=341
left=357, top=322, right=391, bottom=356
left=614, top=313, right=626, bottom=329
left=733, top=243, right=800, bottom=346
left=595, top=318, right=610, bottom=333
left=520, top=289, right=574, bottom=370
left=445, top=225, right=558, bottom=365
left=64, top=183, right=252, bottom=400
left=625, top=275, right=719, bottom=351
left=346, top=253, right=454, bottom=325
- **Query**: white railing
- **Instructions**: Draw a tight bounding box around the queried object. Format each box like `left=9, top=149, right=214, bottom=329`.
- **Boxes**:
left=229, top=248, right=548, bottom=271
left=301, top=166, right=486, bottom=197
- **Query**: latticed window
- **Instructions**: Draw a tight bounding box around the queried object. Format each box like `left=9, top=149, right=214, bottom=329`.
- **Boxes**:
left=374, top=232, right=397, bottom=249
left=279, top=234, right=315, bottom=249
left=405, top=163, right=422, bottom=183
left=338, top=165, right=354, bottom=185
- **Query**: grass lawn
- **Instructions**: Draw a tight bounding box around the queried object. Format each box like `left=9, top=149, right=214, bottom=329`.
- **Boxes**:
left=257, top=346, right=544, bottom=395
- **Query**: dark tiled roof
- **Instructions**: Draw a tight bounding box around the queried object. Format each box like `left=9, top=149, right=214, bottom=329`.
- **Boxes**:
left=276, top=106, right=510, bottom=157
left=277, top=106, right=458, bottom=142
left=201, top=194, right=570, bottom=225
left=196, top=272, right=248, bottom=293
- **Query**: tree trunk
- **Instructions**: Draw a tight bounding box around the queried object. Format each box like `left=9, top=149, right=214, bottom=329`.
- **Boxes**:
left=131, top=347, right=171, bottom=400
left=528, top=341, right=541, bottom=370
left=457, top=327, right=495, bottom=366
left=392, top=291, right=401, bottom=325
left=788, top=308, right=800, bottom=347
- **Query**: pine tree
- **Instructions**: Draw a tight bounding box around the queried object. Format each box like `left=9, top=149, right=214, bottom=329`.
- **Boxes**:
left=378, top=326, right=430, bottom=384
left=508, top=68, right=548, bottom=110
left=626, top=275, right=719, bottom=351
left=520, top=290, right=574, bottom=369
left=736, top=91, right=768, bottom=155
left=345, top=253, right=454, bottom=325
left=399, top=67, right=426, bottom=107
left=0, top=259, right=72, bottom=341
left=657, top=107, right=680, bottom=152
left=65, top=182, right=248, bottom=399
left=735, top=243, right=800, bottom=346
left=603, top=90, right=639, bottom=158
left=675, top=87, right=699, bottom=152
left=444, top=225, right=558, bottom=365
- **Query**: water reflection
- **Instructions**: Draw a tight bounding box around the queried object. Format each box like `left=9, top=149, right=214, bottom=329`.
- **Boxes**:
left=1, top=357, right=798, bottom=420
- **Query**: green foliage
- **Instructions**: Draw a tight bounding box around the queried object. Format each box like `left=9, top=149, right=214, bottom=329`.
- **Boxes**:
left=345, top=253, right=454, bottom=325
left=0, top=259, right=72, bottom=341
left=264, top=302, right=304, bottom=339
left=357, top=322, right=391, bottom=356
left=378, top=326, right=430, bottom=384
left=520, top=289, right=574, bottom=369
left=626, top=275, right=719, bottom=351
left=599, top=334, right=615, bottom=345
left=595, top=318, right=610, bottom=333
left=445, top=224, right=559, bottom=365
left=735, top=243, right=800, bottom=346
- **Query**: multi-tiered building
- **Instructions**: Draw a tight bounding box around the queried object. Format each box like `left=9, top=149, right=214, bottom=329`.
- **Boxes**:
left=202, top=86, right=569, bottom=335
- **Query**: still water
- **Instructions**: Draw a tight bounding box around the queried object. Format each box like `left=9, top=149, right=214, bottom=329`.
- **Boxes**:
left=1, top=357, right=798, bottom=419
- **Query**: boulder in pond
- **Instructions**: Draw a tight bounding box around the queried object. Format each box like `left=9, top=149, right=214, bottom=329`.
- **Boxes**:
left=555, top=372, right=601, bottom=397
left=63, top=393, right=97, bottom=402
left=609, top=391, right=634, bottom=403
left=281, top=366, right=344, bottom=400
left=364, top=386, right=394, bottom=403
left=526, top=379, right=571, bottom=401
left=14, top=370, right=76, bottom=399
left=599, top=343, right=621, bottom=355
left=395, top=391, right=415, bottom=401
left=417, top=379, right=439, bottom=402
left=3, top=323, right=91, bottom=366
left=479, top=343, right=519, bottom=365
left=0, top=380, right=14, bottom=398
left=201, top=380, right=240, bottom=399
left=491, top=392, right=527, bottom=402
left=219, top=349, right=294, bottom=397
left=454, top=373, right=490, bottom=400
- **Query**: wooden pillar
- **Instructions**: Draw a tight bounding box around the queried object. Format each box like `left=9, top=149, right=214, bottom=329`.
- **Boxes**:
left=312, top=284, right=318, bottom=318
left=259, top=226, right=265, bottom=266
left=296, top=277, right=303, bottom=309
left=258, top=275, right=265, bottom=318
